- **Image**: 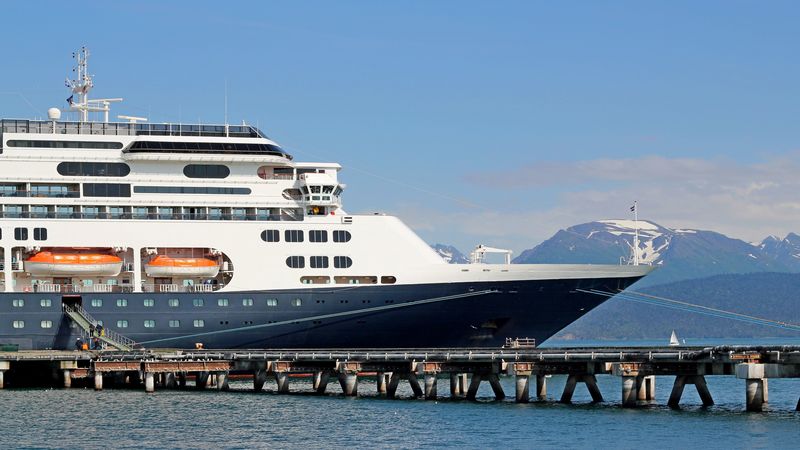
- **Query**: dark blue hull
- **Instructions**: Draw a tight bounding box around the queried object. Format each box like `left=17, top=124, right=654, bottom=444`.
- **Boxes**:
left=0, top=276, right=641, bottom=350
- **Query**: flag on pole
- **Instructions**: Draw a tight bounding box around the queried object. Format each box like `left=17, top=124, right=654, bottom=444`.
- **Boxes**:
left=66, top=95, right=74, bottom=105
left=630, top=204, right=636, bottom=212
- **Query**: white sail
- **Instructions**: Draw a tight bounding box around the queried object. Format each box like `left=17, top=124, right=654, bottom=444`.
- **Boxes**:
left=669, top=330, right=680, bottom=346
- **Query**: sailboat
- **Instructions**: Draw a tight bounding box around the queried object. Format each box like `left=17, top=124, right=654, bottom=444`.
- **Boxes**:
left=669, top=330, right=680, bottom=346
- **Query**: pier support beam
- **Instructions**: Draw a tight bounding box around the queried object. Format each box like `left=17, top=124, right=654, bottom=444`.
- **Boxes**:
left=196, top=371, right=209, bottom=389
left=313, top=371, right=330, bottom=394
left=515, top=373, right=530, bottom=403
left=60, top=361, right=78, bottom=389
left=637, top=376, right=656, bottom=402
left=215, top=372, right=229, bottom=391
left=338, top=372, right=358, bottom=396
left=253, top=369, right=267, bottom=392
left=336, top=362, right=361, bottom=397
left=424, top=374, right=438, bottom=400
left=536, top=374, right=547, bottom=401
left=94, top=372, right=103, bottom=391
left=560, top=374, right=603, bottom=404
left=407, top=373, right=423, bottom=398
left=164, top=372, right=177, bottom=389
left=0, top=361, right=9, bottom=389
left=377, top=372, right=387, bottom=395
left=466, top=374, right=482, bottom=400
left=450, top=373, right=467, bottom=398
left=145, top=372, right=155, bottom=393
left=386, top=372, right=401, bottom=398
left=178, top=373, right=187, bottom=388
left=275, top=372, right=290, bottom=394
left=745, top=379, right=767, bottom=412
left=668, top=375, right=713, bottom=408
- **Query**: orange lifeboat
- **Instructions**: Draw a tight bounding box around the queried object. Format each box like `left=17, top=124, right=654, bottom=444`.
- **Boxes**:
left=25, top=251, right=123, bottom=276
left=144, top=255, right=220, bottom=278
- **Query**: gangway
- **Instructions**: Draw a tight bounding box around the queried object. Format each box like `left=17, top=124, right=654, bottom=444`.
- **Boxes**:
left=62, top=304, right=137, bottom=351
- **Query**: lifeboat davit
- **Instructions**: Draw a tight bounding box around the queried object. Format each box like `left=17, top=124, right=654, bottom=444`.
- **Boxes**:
left=144, top=255, right=220, bottom=278
left=25, top=251, right=123, bottom=276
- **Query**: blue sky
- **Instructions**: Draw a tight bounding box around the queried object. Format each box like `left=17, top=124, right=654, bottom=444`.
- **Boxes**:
left=2, top=1, right=799, bottom=254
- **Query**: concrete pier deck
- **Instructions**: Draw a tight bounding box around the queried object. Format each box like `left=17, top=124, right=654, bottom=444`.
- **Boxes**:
left=0, top=345, right=798, bottom=412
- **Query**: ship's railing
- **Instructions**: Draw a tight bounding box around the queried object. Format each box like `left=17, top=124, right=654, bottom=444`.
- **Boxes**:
left=0, top=190, right=80, bottom=198
left=0, top=211, right=295, bottom=221
left=503, top=337, right=537, bottom=349
left=1, top=119, right=266, bottom=139
left=141, top=283, right=221, bottom=293
left=21, top=284, right=130, bottom=294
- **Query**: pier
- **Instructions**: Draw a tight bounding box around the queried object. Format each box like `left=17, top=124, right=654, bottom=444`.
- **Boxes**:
left=0, top=346, right=798, bottom=412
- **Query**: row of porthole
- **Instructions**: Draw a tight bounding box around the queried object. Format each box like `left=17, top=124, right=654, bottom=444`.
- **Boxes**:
left=9, top=298, right=302, bottom=308
left=262, top=229, right=351, bottom=243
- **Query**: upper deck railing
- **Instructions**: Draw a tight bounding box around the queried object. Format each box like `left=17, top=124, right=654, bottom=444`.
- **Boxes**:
left=0, top=119, right=267, bottom=139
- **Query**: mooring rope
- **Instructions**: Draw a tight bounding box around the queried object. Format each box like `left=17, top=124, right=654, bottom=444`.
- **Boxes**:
left=577, top=288, right=800, bottom=332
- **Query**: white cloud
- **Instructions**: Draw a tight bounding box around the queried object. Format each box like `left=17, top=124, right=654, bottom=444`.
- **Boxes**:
left=388, top=152, right=800, bottom=253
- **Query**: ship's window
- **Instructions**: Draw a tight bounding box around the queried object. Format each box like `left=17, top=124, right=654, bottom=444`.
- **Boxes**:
left=261, top=230, right=279, bottom=242
left=183, top=164, right=230, bottom=179
left=292, top=298, right=302, bottom=307
left=14, top=228, right=27, bottom=240
left=266, top=298, right=278, bottom=307
left=169, top=320, right=180, bottom=328
left=40, top=320, right=53, bottom=329
left=116, top=298, right=128, bottom=307
left=285, top=230, right=304, bottom=242
left=129, top=141, right=289, bottom=158
left=333, top=256, right=353, bottom=269
left=12, top=299, right=23, bottom=307
left=143, top=298, right=154, bottom=307
left=144, top=320, right=155, bottom=328
left=11, top=140, right=123, bottom=150
left=381, top=276, right=397, bottom=284
left=286, top=256, right=305, bottom=268
left=193, top=319, right=205, bottom=327
left=12, top=320, right=24, bottom=329
left=33, top=227, right=47, bottom=241
left=310, top=256, right=329, bottom=269
left=91, top=299, right=103, bottom=307
left=334, top=276, right=378, bottom=285
left=168, top=298, right=179, bottom=307
left=242, top=298, right=254, bottom=306
left=192, top=298, right=205, bottom=307
left=57, top=162, right=130, bottom=177
left=133, top=186, right=250, bottom=195
left=83, top=183, right=131, bottom=197
left=117, top=320, right=129, bottom=328
left=217, top=298, right=229, bottom=307
left=300, top=276, right=331, bottom=284
left=40, top=299, right=52, bottom=307
left=309, top=230, right=327, bottom=243
left=333, top=230, right=351, bottom=243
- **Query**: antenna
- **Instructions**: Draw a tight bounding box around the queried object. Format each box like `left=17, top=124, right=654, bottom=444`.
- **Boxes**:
left=224, top=78, right=229, bottom=137
left=65, top=47, right=123, bottom=123
left=632, top=201, right=640, bottom=266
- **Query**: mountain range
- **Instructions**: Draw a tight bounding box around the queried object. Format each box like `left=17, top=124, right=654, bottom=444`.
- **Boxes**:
left=429, top=220, right=800, bottom=339
left=433, top=220, right=800, bottom=286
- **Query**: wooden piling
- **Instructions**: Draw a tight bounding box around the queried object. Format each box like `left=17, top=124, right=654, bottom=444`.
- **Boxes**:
left=536, top=374, right=547, bottom=400
left=253, top=369, right=267, bottom=392
left=424, top=374, right=438, bottom=400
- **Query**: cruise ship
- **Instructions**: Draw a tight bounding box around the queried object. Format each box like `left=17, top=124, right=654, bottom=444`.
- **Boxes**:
left=0, top=49, right=652, bottom=350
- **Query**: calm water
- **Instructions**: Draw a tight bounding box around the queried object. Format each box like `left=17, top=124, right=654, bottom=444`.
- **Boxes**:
left=2, top=339, right=799, bottom=449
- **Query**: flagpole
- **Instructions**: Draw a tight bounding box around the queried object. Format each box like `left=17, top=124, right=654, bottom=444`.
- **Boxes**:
left=634, top=201, right=640, bottom=266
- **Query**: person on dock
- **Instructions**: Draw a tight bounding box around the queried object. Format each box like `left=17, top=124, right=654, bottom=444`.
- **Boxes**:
left=75, top=338, right=83, bottom=351
left=89, top=324, right=96, bottom=337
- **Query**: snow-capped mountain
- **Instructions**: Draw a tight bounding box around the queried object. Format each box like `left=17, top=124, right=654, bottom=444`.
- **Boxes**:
left=431, top=243, right=470, bottom=264
left=513, top=220, right=800, bottom=286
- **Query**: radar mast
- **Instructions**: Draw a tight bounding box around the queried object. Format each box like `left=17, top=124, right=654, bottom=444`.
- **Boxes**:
left=65, top=47, right=123, bottom=123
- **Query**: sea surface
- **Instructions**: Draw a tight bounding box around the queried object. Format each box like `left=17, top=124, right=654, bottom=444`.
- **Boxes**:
left=2, top=339, right=798, bottom=449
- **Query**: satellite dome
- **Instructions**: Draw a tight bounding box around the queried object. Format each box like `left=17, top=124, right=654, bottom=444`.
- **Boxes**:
left=47, top=108, right=61, bottom=120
